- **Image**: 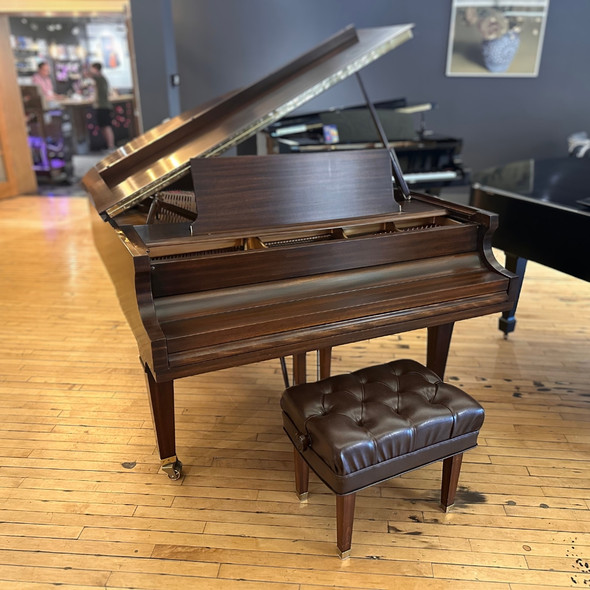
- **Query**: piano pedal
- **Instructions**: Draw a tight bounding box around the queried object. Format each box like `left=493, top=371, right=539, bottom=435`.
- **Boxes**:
left=161, top=456, right=183, bottom=480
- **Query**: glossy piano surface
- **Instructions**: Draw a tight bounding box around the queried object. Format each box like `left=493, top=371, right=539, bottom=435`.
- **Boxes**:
left=473, top=158, right=590, bottom=212
left=471, top=157, right=590, bottom=335
left=84, top=24, right=516, bottom=479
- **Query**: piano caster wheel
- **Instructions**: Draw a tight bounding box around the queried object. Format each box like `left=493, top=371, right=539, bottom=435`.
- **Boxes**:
left=161, top=459, right=183, bottom=480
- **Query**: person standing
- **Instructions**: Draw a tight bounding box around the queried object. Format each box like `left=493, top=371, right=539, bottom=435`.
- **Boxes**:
left=32, top=62, right=61, bottom=100
left=90, top=62, right=115, bottom=152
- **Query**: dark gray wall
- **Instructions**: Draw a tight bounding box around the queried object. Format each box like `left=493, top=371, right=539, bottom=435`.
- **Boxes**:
left=130, top=0, right=180, bottom=131
left=134, top=0, right=589, bottom=172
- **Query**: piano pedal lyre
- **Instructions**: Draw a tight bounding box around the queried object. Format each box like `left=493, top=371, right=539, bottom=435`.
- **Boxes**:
left=161, top=455, right=183, bottom=480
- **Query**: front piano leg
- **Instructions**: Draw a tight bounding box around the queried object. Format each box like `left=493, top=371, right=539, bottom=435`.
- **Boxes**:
left=427, top=323, right=454, bottom=380
left=144, top=365, right=182, bottom=480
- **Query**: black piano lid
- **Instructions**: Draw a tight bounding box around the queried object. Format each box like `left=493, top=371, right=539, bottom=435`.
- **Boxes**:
left=474, top=158, right=590, bottom=215
left=82, top=24, right=415, bottom=217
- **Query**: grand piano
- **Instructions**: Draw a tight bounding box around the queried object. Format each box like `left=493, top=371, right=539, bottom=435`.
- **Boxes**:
left=239, top=98, right=467, bottom=193
left=83, top=24, right=517, bottom=479
left=471, top=157, right=590, bottom=336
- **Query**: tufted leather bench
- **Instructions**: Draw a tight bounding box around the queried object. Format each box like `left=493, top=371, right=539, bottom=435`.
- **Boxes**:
left=280, top=358, right=485, bottom=558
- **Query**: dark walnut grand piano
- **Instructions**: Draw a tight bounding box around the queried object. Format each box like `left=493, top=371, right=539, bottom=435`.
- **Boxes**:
left=83, top=24, right=517, bottom=479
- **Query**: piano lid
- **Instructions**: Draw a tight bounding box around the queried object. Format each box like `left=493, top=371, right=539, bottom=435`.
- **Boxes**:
left=83, top=24, right=414, bottom=217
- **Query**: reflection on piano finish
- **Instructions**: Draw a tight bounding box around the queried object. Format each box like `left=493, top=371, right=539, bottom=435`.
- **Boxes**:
left=83, top=25, right=517, bottom=479
left=471, top=157, right=590, bottom=336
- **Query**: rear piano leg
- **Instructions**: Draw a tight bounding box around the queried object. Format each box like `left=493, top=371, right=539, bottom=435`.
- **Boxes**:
left=290, top=347, right=332, bottom=387
left=318, top=347, right=332, bottom=380
left=144, top=365, right=182, bottom=479
left=292, top=352, right=307, bottom=385
left=427, top=323, right=454, bottom=380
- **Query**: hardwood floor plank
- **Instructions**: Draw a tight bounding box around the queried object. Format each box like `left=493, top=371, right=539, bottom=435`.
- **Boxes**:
left=301, top=584, right=509, bottom=590
left=154, top=543, right=435, bottom=575
left=220, top=563, right=513, bottom=589
left=0, top=535, right=155, bottom=558
left=433, top=563, right=577, bottom=586
left=0, top=523, right=82, bottom=539
left=0, top=564, right=110, bottom=586
left=108, top=571, right=295, bottom=589
left=153, top=542, right=526, bottom=569
left=469, top=538, right=589, bottom=558
left=0, top=549, right=220, bottom=578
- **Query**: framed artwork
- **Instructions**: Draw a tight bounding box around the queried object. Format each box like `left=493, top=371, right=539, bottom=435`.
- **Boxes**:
left=446, top=0, right=549, bottom=77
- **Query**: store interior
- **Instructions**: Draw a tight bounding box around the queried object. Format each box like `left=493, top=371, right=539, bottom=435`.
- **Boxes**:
left=9, top=14, right=137, bottom=189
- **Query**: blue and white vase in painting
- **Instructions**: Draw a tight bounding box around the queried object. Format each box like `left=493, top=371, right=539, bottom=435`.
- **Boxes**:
left=481, top=31, right=520, bottom=73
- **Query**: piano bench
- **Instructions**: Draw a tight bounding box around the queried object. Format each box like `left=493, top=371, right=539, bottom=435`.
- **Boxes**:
left=280, top=358, right=485, bottom=558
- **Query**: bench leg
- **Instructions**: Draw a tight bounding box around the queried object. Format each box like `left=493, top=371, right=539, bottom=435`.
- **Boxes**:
left=293, top=448, right=310, bottom=501
left=440, top=453, right=463, bottom=511
left=336, top=493, right=356, bottom=559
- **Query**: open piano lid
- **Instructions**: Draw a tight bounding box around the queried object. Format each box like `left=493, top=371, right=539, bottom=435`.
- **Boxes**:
left=83, top=24, right=414, bottom=217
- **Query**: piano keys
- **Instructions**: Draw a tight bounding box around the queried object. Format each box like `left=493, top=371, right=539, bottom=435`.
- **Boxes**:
left=83, top=24, right=517, bottom=479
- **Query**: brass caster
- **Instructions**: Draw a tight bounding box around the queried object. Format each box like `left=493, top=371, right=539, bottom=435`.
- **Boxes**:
left=440, top=502, right=454, bottom=513
left=161, top=458, right=183, bottom=480
left=297, top=491, right=309, bottom=502
left=338, top=548, right=351, bottom=559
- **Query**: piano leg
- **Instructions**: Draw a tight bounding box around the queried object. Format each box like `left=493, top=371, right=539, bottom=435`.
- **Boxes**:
left=318, top=347, right=332, bottom=380
left=292, top=347, right=332, bottom=386
left=144, top=365, right=182, bottom=480
left=293, top=353, right=307, bottom=385
left=499, top=253, right=527, bottom=338
left=426, top=323, right=454, bottom=379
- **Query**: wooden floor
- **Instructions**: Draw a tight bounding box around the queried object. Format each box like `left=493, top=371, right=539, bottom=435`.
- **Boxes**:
left=0, top=194, right=589, bottom=590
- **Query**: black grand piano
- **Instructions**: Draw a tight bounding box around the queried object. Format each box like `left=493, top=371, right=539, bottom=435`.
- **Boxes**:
left=471, top=158, right=590, bottom=336
left=83, top=24, right=517, bottom=479
left=239, top=97, right=467, bottom=193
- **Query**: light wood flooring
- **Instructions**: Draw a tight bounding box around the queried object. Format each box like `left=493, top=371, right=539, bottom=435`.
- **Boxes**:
left=0, top=194, right=589, bottom=589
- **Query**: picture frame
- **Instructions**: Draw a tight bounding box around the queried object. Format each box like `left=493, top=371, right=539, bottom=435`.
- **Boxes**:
left=446, top=0, right=550, bottom=77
